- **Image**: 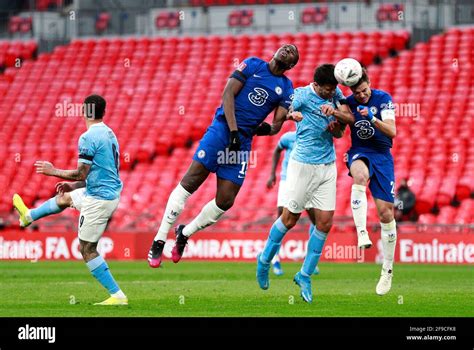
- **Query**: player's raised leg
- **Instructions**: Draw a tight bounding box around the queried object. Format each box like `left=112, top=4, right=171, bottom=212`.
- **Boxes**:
left=375, top=198, right=396, bottom=295
left=350, top=159, right=372, bottom=249
left=13, top=192, right=73, bottom=227
left=172, top=177, right=240, bottom=263
left=148, top=161, right=209, bottom=268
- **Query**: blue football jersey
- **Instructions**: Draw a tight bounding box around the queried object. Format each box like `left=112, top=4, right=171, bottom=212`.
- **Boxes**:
left=78, top=122, right=123, bottom=200
left=347, top=89, right=395, bottom=152
left=213, top=57, right=294, bottom=137
left=291, top=84, right=346, bottom=164
left=277, top=131, right=296, bottom=181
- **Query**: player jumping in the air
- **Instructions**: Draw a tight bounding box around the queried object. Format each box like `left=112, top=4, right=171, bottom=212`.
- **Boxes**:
left=13, top=95, right=127, bottom=305
left=148, top=44, right=301, bottom=268
left=257, top=64, right=354, bottom=303
left=346, top=69, right=397, bottom=296
left=266, top=130, right=319, bottom=276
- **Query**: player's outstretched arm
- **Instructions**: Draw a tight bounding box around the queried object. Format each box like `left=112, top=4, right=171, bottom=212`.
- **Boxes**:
left=267, top=146, right=283, bottom=189
left=254, top=106, right=292, bottom=137
left=222, top=77, right=245, bottom=151
left=222, top=77, right=244, bottom=133
left=34, top=161, right=91, bottom=181
left=55, top=181, right=86, bottom=194
left=321, top=104, right=355, bottom=125
left=269, top=106, right=292, bottom=135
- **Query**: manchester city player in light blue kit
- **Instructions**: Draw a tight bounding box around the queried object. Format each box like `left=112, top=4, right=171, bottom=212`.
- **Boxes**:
left=346, top=69, right=397, bottom=296
left=257, top=64, right=355, bottom=303
left=266, top=130, right=319, bottom=277
left=148, top=44, right=301, bottom=268
left=267, top=131, right=296, bottom=275
left=13, top=95, right=127, bottom=305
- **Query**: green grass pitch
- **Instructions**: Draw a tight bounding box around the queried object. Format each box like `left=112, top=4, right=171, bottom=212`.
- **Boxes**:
left=0, top=261, right=472, bottom=317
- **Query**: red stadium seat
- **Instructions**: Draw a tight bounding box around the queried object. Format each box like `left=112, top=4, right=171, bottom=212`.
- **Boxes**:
left=228, top=10, right=254, bottom=28
left=8, top=16, right=23, bottom=34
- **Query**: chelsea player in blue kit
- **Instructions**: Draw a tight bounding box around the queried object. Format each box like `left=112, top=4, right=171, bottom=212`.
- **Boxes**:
left=346, top=69, right=397, bottom=295
left=13, top=95, right=127, bottom=305
left=148, top=44, right=301, bottom=267
left=257, top=64, right=354, bottom=303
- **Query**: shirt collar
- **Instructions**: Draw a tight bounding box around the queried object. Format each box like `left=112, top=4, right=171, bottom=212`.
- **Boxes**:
left=89, top=122, right=105, bottom=128
left=309, top=83, right=323, bottom=99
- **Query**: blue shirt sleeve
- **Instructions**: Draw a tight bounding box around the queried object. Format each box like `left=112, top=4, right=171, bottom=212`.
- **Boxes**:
left=380, top=92, right=395, bottom=111
left=279, top=80, right=294, bottom=110
left=78, top=133, right=95, bottom=165
left=230, top=57, right=260, bottom=83
left=291, top=87, right=305, bottom=111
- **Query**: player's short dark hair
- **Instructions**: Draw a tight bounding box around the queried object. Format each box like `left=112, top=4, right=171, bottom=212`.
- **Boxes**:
left=314, top=64, right=338, bottom=86
left=83, top=94, right=106, bottom=119
left=351, top=68, right=370, bottom=89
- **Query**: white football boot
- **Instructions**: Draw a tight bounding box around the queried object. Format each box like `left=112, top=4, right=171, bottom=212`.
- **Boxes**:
left=376, top=268, right=393, bottom=296
left=357, top=229, right=372, bottom=249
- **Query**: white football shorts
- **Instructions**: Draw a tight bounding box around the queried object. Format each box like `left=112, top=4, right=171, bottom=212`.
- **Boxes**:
left=69, top=188, right=119, bottom=243
left=277, top=180, right=288, bottom=208
left=284, top=158, right=337, bottom=213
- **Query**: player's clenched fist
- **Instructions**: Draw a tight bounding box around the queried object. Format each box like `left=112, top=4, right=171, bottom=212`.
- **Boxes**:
left=320, top=104, right=336, bottom=116
left=34, top=161, right=55, bottom=176
left=266, top=174, right=276, bottom=189
left=55, top=181, right=75, bottom=194
left=287, top=111, right=303, bottom=122
left=357, top=105, right=377, bottom=124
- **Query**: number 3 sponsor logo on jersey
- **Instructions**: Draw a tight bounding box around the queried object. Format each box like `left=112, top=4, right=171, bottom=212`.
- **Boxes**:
left=355, top=120, right=375, bottom=139
left=248, top=87, right=269, bottom=107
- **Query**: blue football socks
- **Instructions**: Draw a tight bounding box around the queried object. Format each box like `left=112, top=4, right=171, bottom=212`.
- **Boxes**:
left=30, top=197, right=64, bottom=221
left=261, top=217, right=289, bottom=264
left=301, top=227, right=327, bottom=277
left=86, top=255, right=120, bottom=295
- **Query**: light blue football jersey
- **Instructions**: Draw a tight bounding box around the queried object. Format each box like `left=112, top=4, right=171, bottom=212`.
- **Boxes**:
left=291, top=84, right=346, bottom=164
left=277, top=131, right=296, bottom=181
left=78, top=122, right=123, bottom=200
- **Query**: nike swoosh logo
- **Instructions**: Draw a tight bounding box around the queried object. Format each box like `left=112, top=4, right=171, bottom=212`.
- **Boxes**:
left=253, top=74, right=262, bottom=78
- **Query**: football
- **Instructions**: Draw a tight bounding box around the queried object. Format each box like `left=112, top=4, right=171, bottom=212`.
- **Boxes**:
left=334, top=58, right=363, bottom=86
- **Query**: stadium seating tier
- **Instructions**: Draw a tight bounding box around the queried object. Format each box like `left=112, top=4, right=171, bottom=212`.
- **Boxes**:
left=1, top=28, right=472, bottom=232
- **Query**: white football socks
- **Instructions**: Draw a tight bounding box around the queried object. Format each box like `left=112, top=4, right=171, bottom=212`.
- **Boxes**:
left=182, top=199, right=225, bottom=237
left=351, top=184, right=368, bottom=234
left=111, top=290, right=127, bottom=299
left=154, top=183, right=191, bottom=242
left=381, top=220, right=397, bottom=271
